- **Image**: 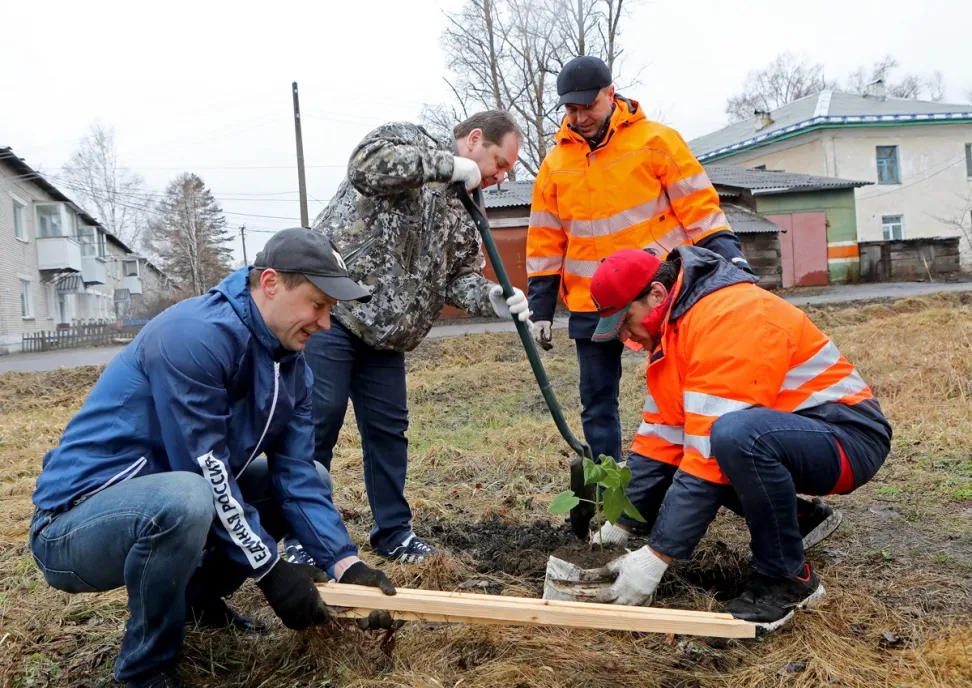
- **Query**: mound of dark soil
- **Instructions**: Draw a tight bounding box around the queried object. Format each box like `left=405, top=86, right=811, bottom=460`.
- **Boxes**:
left=425, top=515, right=578, bottom=579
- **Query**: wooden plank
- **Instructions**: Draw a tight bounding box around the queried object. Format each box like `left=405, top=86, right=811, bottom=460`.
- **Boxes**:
left=318, top=583, right=755, bottom=638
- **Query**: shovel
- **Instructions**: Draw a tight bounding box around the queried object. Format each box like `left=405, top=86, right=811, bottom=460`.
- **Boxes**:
left=456, top=183, right=595, bottom=539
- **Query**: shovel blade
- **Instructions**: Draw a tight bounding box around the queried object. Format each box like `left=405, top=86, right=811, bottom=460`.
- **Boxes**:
left=568, top=453, right=595, bottom=538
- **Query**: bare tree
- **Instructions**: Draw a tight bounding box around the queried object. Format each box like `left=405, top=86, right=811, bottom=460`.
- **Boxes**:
left=934, top=192, right=972, bottom=267
left=424, top=0, right=637, bottom=177
left=965, top=87, right=972, bottom=105
left=846, top=55, right=947, bottom=101
left=725, top=52, right=835, bottom=122
left=61, top=124, right=147, bottom=248
left=144, top=173, right=233, bottom=297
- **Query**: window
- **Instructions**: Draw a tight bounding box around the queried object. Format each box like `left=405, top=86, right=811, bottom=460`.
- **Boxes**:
left=36, top=204, right=62, bottom=237
left=882, top=215, right=904, bottom=241
left=45, top=283, right=56, bottom=320
left=20, top=279, right=33, bottom=318
left=96, top=229, right=107, bottom=258
left=966, top=143, right=972, bottom=178
left=13, top=199, right=26, bottom=240
left=876, top=146, right=900, bottom=184
left=78, top=224, right=97, bottom=257
left=123, top=260, right=139, bottom=277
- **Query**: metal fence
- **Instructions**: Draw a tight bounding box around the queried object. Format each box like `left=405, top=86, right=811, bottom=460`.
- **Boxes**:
left=21, top=322, right=146, bottom=353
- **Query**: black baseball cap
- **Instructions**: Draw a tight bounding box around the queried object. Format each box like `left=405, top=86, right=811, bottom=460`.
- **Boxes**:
left=253, top=227, right=371, bottom=302
left=557, top=55, right=613, bottom=107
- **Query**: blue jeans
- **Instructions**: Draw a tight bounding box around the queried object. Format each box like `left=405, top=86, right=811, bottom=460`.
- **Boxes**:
left=712, top=407, right=886, bottom=579
left=574, top=337, right=624, bottom=464
left=303, top=320, right=412, bottom=551
left=28, top=459, right=331, bottom=681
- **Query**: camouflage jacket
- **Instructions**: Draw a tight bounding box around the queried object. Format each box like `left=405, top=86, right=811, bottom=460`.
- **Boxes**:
left=311, top=122, right=495, bottom=352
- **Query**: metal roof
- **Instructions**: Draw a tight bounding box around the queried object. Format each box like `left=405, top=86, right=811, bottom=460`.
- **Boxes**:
left=705, top=165, right=869, bottom=193
left=689, top=89, right=972, bottom=161
left=483, top=181, right=534, bottom=208
left=722, top=203, right=782, bottom=234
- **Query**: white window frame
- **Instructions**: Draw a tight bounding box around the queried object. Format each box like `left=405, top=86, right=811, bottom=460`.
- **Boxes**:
left=876, top=145, right=900, bottom=185
left=45, top=283, right=56, bottom=320
left=20, top=278, right=34, bottom=319
left=11, top=193, right=27, bottom=242
left=35, top=202, right=63, bottom=238
left=77, top=223, right=97, bottom=257
left=882, top=214, right=904, bottom=241
left=122, top=259, right=140, bottom=277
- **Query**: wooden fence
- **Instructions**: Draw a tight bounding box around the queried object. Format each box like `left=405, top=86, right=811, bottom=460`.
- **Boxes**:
left=859, top=237, right=962, bottom=283
left=21, top=322, right=146, bottom=353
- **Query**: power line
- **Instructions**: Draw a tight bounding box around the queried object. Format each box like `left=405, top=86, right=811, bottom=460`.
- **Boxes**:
left=857, top=154, right=966, bottom=200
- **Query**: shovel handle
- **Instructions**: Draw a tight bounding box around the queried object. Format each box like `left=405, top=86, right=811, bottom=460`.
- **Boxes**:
left=455, top=184, right=591, bottom=461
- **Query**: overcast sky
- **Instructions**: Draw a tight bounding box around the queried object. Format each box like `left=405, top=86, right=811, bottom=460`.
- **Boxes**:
left=3, top=0, right=970, bottom=263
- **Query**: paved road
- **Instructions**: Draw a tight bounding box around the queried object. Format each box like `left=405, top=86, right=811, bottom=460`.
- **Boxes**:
left=1, top=280, right=969, bottom=374
left=0, top=345, right=128, bottom=374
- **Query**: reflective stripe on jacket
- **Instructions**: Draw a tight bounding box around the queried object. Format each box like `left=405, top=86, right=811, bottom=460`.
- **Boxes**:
left=526, top=97, right=734, bottom=315
left=631, top=247, right=883, bottom=485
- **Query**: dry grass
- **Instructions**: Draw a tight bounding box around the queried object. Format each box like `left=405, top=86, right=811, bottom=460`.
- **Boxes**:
left=2, top=294, right=972, bottom=686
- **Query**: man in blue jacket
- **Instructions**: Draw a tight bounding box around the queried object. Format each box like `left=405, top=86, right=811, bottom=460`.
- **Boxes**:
left=30, top=228, right=396, bottom=688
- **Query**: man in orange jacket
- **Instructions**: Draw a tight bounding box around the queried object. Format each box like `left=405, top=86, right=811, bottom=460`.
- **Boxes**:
left=581, top=247, right=892, bottom=632
left=526, top=55, right=751, bottom=470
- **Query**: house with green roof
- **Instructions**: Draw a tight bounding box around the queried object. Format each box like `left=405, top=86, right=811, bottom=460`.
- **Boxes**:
left=689, top=84, right=972, bottom=277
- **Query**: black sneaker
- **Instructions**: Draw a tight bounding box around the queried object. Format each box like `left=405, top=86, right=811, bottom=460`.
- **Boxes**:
left=374, top=533, right=438, bottom=564
left=284, top=538, right=316, bottom=566
left=126, top=667, right=183, bottom=688
left=797, top=497, right=843, bottom=550
left=722, top=563, right=825, bottom=632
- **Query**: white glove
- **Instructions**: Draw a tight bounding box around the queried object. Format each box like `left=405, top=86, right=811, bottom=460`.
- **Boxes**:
left=488, top=285, right=531, bottom=322
left=602, top=546, right=669, bottom=606
left=450, top=156, right=482, bottom=191
left=531, top=320, right=553, bottom=350
left=590, top=522, right=630, bottom=548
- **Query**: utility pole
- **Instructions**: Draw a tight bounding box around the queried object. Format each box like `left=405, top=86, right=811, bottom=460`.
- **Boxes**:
left=292, top=81, right=309, bottom=227
left=239, top=224, right=248, bottom=265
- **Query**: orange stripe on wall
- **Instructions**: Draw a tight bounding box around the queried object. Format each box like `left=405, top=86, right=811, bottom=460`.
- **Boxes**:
left=827, top=244, right=860, bottom=259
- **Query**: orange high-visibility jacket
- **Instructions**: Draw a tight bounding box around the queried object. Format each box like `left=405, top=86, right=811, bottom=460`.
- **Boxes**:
left=633, top=247, right=882, bottom=485
left=527, top=97, right=734, bottom=314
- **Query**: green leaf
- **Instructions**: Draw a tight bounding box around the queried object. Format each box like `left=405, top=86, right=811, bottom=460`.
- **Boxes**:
left=621, top=494, right=647, bottom=523
left=599, top=469, right=621, bottom=489
left=619, top=465, right=633, bottom=490
left=548, top=490, right=581, bottom=514
left=583, top=458, right=606, bottom=486
left=600, top=456, right=619, bottom=473
left=602, top=487, right=625, bottom=524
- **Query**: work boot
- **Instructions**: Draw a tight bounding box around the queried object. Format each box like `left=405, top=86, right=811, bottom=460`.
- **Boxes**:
left=125, top=667, right=183, bottom=688
left=722, top=563, right=825, bottom=633
left=186, top=598, right=269, bottom=634
left=374, top=533, right=438, bottom=564
left=797, top=497, right=843, bottom=550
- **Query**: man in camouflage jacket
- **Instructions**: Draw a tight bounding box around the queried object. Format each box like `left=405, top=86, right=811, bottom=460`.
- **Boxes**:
left=285, top=111, right=527, bottom=564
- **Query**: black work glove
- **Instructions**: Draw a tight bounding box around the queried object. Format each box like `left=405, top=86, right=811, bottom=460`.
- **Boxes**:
left=256, top=560, right=331, bottom=630
left=337, top=561, right=398, bottom=631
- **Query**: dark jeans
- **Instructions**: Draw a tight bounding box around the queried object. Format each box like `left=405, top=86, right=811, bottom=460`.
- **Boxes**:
left=711, top=407, right=885, bottom=578
left=303, top=320, right=412, bottom=551
left=28, top=459, right=330, bottom=681
left=617, top=454, right=745, bottom=533
left=574, top=337, right=625, bottom=464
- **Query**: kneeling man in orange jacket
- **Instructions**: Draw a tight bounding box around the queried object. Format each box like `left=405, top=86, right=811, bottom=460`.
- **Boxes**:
left=584, top=246, right=892, bottom=632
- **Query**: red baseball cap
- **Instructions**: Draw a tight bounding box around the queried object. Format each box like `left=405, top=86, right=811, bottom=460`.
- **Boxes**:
left=591, top=249, right=662, bottom=342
